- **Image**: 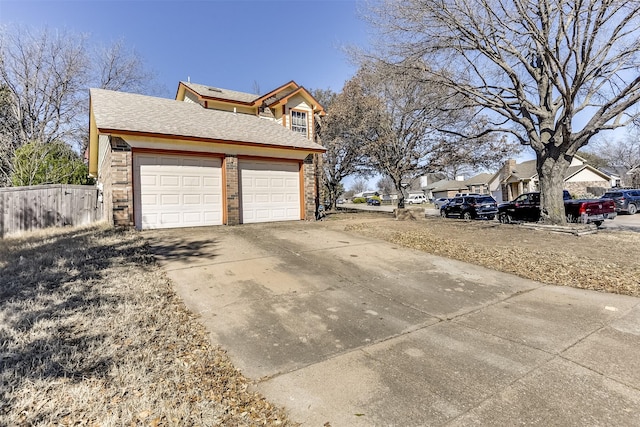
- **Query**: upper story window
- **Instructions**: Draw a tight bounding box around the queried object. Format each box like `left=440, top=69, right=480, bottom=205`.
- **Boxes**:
left=291, top=110, right=307, bottom=137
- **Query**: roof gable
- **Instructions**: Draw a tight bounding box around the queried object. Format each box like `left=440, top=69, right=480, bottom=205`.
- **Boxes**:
left=563, top=164, right=611, bottom=181
left=509, top=159, right=538, bottom=180
left=176, top=80, right=325, bottom=114
left=253, top=81, right=300, bottom=105
left=266, top=86, right=325, bottom=113
left=177, top=81, right=258, bottom=105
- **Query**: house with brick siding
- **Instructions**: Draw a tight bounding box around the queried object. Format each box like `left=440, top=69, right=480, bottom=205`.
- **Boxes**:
left=88, top=81, right=325, bottom=230
left=488, top=156, right=612, bottom=202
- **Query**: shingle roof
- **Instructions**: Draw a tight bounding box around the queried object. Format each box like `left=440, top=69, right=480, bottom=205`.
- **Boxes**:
left=90, top=89, right=324, bottom=152
left=181, top=81, right=258, bottom=104
left=510, top=159, right=538, bottom=180
left=464, top=172, right=493, bottom=186
left=506, top=160, right=610, bottom=182
left=426, top=179, right=470, bottom=191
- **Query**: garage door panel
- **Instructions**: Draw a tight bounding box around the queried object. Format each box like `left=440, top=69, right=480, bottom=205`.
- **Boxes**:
left=255, top=178, right=269, bottom=187
left=160, top=175, right=180, bottom=186
left=203, top=177, right=219, bottom=187
left=239, top=160, right=300, bottom=224
left=160, top=194, right=180, bottom=205
left=255, top=194, right=270, bottom=203
left=204, top=212, right=221, bottom=222
left=183, top=194, right=202, bottom=205
left=141, top=194, right=158, bottom=205
left=134, top=153, right=222, bottom=229
left=160, top=212, right=180, bottom=225
left=140, top=175, right=157, bottom=186
left=270, top=209, right=287, bottom=218
left=183, top=212, right=203, bottom=223
left=182, top=176, right=201, bottom=186
left=203, top=194, right=219, bottom=204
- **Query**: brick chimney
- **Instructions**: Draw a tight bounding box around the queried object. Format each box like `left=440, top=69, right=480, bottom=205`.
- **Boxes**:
left=505, top=159, right=516, bottom=175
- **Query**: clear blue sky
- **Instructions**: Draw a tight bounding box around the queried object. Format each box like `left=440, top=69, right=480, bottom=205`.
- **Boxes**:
left=1, top=0, right=370, bottom=98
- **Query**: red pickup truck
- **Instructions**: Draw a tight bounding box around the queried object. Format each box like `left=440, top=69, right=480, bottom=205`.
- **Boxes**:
left=498, top=191, right=617, bottom=226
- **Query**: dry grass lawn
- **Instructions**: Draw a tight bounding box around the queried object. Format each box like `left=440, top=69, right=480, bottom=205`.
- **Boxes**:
left=0, top=224, right=292, bottom=426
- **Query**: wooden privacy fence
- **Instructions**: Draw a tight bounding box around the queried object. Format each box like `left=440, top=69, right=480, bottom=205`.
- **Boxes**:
left=0, top=184, right=103, bottom=238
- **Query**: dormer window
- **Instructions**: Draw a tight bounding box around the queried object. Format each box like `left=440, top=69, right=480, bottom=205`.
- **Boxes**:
left=291, top=110, right=307, bottom=137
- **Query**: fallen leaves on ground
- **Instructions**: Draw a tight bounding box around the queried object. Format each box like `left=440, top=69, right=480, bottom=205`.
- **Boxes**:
left=341, top=215, right=639, bottom=297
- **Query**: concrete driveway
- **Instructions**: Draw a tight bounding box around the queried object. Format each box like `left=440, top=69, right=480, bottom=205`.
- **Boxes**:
left=145, top=221, right=640, bottom=426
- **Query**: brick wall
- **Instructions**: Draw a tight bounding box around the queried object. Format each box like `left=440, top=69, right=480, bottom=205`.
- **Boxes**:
left=109, top=137, right=133, bottom=226
left=98, top=142, right=113, bottom=225
left=225, top=155, right=240, bottom=225
left=565, top=181, right=610, bottom=198
left=303, top=155, right=316, bottom=220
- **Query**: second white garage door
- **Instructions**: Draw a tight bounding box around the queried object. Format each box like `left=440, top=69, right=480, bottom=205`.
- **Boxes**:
left=239, top=160, right=301, bottom=223
left=134, top=153, right=223, bottom=229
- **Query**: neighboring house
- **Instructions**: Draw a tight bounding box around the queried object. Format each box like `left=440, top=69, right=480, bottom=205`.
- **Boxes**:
left=353, top=190, right=379, bottom=199
left=88, top=81, right=325, bottom=230
left=488, top=156, right=612, bottom=202
left=628, top=164, right=640, bottom=187
left=462, top=173, right=493, bottom=195
left=419, top=172, right=447, bottom=200
left=425, top=179, right=470, bottom=199
left=599, top=167, right=622, bottom=188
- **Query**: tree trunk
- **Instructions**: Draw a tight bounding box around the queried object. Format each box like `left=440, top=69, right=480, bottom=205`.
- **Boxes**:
left=537, top=154, right=571, bottom=225
left=394, top=180, right=405, bottom=208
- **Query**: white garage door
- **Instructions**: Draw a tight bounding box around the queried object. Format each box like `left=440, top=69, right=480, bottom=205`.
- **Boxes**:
left=239, top=160, right=301, bottom=223
left=134, top=153, right=223, bottom=229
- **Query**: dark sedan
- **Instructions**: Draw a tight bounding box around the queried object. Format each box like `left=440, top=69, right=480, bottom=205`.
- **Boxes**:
left=441, top=195, right=498, bottom=220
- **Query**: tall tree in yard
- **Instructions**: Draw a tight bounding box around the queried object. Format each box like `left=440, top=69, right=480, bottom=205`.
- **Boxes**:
left=369, top=0, right=640, bottom=223
left=351, top=61, right=510, bottom=207
left=0, top=27, right=89, bottom=149
left=314, top=84, right=375, bottom=209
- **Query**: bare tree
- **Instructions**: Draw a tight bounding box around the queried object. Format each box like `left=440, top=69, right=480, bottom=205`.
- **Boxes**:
left=369, top=0, right=640, bottom=223
left=94, top=39, right=154, bottom=93
left=0, top=85, right=19, bottom=185
left=354, top=61, right=502, bottom=207
left=0, top=26, right=90, bottom=149
left=0, top=26, right=157, bottom=185
left=585, top=134, right=640, bottom=185
left=314, top=84, right=374, bottom=209
left=350, top=177, right=368, bottom=195
left=376, top=175, right=395, bottom=195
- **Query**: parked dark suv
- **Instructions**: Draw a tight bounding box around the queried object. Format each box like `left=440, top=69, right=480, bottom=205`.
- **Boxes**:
left=600, top=189, right=640, bottom=214
left=441, top=195, right=498, bottom=220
